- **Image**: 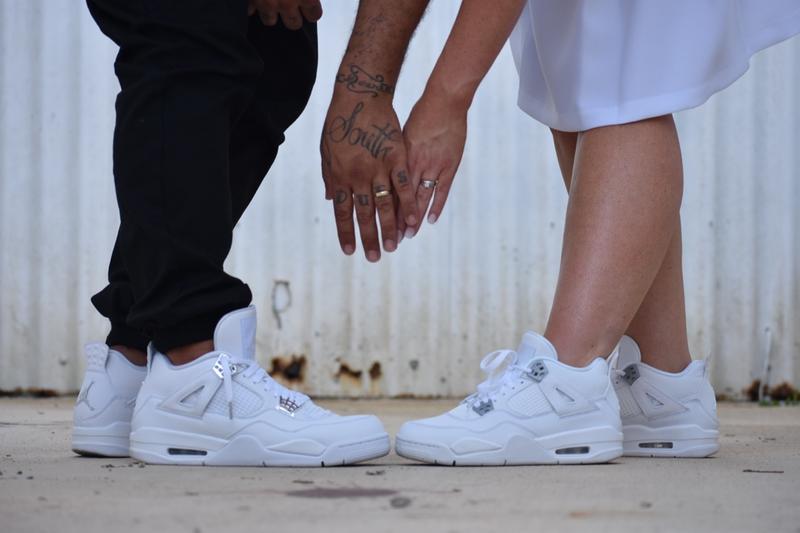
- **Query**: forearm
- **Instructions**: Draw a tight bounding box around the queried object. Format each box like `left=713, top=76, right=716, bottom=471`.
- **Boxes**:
left=334, top=0, right=430, bottom=101
left=425, top=0, right=526, bottom=107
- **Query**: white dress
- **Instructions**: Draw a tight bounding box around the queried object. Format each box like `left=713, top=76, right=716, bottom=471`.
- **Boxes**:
left=510, top=0, right=800, bottom=132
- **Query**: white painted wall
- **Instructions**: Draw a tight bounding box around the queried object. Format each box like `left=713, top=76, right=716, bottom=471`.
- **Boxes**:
left=1, top=1, right=798, bottom=398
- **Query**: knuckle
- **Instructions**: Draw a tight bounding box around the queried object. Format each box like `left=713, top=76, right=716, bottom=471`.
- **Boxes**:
left=385, top=153, right=401, bottom=169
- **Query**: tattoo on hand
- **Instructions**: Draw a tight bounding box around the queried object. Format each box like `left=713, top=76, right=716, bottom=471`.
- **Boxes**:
left=336, top=64, right=394, bottom=97
left=335, top=190, right=348, bottom=204
left=397, top=170, right=409, bottom=184
left=356, top=194, right=370, bottom=206
left=326, top=102, right=400, bottom=161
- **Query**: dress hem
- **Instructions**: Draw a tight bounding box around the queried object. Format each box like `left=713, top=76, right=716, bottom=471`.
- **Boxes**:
left=516, top=7, right=800, bottom=132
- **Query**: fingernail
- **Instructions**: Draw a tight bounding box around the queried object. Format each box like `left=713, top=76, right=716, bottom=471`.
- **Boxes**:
left=344, top=244, right=355, bottom=255
left=397, top=230, right=403, bottom=243
left=428, top=213, right=438, bottom=225
left=404, top=227, right=416, bottom=240
left=367, top=250, right=379, bottom=262
left=385, top=239, right=396, bottom=252
left=406, top=215, right=418, bottom=226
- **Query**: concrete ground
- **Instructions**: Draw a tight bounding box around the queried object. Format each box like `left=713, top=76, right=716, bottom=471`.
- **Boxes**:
left=0, top=399, right=798, bottom=533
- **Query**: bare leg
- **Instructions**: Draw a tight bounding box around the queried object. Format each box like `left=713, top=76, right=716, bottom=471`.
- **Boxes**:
left=544, top=116, right=688, bottom=369
left=550, top=128, right=691, bottom=372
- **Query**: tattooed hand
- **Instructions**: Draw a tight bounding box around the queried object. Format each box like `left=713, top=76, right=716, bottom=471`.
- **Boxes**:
left=403, top=89, right=468, bottom=233
left=248, top=0, right=322, bottom=30
left=321, top=64, right=418, bottom=261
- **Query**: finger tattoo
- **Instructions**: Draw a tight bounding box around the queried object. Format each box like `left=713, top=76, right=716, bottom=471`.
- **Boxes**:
left=335, top=190, right=348, bottom=204
left=356, top=194, right=370, bottom=206
left=397, top=170, right=409, bottom=184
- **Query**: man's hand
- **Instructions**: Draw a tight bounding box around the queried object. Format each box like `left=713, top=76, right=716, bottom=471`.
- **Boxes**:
left=321, top=69, right=418, bottom=261
left=320, top=0, right=429, bottom=261
left=248, top=0, right=322, bottom=30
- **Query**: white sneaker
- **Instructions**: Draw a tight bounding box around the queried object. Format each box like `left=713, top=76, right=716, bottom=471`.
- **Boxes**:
left=129, top=306, right=391, bottom=466
left=612, top=335, right=719, bottom=457
left=72, top=343, right=146, bottom=457
left=395, top=332, right=623, bottom=465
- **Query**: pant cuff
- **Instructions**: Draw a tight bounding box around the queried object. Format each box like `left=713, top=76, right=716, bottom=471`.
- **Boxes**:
left=151, top=312, right=225, bottom=354
left=107, top=322, right=150, bottom=353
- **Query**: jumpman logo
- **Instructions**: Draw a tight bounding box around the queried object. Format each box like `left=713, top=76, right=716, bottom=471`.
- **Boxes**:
left=77, top=381, right=95, bottom=411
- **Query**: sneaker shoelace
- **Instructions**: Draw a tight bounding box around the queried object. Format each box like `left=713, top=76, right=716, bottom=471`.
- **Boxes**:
left=214, top=352, right=309, bottom=418
left=466, top=349, right=530, bottom=406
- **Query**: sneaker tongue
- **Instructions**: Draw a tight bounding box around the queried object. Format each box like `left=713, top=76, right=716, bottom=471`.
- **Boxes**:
left=516, top=331, right=558, bottom=365
left=616, top=335, right=643, bottom=369
left=213, top=306, right=257, bottom=361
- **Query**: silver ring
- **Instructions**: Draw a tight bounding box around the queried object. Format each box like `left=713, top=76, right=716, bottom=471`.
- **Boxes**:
left=421, top=179, right=437, bottom=189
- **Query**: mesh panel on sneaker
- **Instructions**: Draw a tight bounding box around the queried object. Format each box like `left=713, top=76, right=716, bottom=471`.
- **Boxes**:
left=85, top=344, right=109, bottom=370
left=617, top=387, right=641, bottom=418
left=205, top=382, right=264, bottom=417
left=507, top=384, right=550, bottom=416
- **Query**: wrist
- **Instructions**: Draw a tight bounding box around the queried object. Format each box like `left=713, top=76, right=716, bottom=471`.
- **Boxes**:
left=333, top=60, right=397, bottom=103
left=423, top=73, right=476, bottom=112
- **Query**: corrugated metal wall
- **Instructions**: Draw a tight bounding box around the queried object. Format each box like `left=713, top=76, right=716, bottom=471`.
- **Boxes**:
left=1, top=1, right=798, bottom=398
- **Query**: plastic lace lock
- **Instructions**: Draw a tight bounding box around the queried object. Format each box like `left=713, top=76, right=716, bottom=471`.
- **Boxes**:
left=526, top=360, right=548, bottom=382
left=212, top=356, right=226, bottom=379
left=212, top=354, right=239, bottom=379
left=622, top=364, right=640, bottom=385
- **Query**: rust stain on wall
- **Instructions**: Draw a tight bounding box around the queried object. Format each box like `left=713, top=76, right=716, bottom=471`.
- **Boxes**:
left=335, top=363, right=363, bottom=381
left=743, top=380, right=799, bottom=402
left=368, top=362, right=382, bottom=381
left=269, top=355, right=307, bottom=384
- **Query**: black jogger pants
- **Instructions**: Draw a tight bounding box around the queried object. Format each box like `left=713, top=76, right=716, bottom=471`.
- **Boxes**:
left=87, top=0, right=317, bottom=352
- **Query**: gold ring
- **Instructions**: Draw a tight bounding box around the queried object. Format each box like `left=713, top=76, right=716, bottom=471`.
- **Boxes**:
left=374, top=189, right=391, bottom=199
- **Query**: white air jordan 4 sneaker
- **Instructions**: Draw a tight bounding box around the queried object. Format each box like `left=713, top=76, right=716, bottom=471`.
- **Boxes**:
left=395, top=332, right=623, bottom=465
left=72, top=343, right=147, bottom=457
left=128, top=306, right=390, bottom=466
left=612, top=335, right=719, bottom=457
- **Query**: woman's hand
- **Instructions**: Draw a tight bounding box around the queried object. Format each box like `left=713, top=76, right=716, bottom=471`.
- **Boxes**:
left=403, top=90, right=468, bottom=234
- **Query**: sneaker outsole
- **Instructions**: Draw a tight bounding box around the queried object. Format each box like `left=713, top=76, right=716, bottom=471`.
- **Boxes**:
left=72, top=422, right=132, bottom=457
left=129, top=429, right=391, bottom=467
left=395, top=426, right=623, bottom=466
left=622, top=424, right=719, bottom=458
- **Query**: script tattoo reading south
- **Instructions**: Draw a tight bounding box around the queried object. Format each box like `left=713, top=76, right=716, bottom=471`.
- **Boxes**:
left=326, top=102, right=401, bottom=161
